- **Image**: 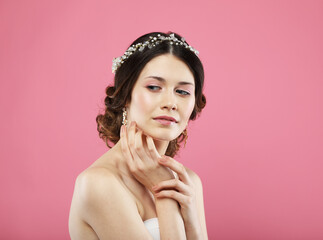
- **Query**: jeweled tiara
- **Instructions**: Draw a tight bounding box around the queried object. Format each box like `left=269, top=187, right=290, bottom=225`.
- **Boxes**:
left=112, top=33, right=199, bottom=73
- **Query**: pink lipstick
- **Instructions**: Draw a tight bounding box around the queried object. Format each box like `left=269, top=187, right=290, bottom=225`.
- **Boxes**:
left=153, top=116, right=177, bottom=126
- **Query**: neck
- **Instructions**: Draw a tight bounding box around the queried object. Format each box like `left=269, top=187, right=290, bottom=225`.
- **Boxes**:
left=153, top=139, right=169, bottom=157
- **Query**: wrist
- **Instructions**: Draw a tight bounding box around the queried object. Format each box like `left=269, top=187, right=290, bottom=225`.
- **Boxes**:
left=185, top=224, right=203, bottom=240
left=155, top=196, right=180, bottom=208
left=183, top=217, right=203, bottom=240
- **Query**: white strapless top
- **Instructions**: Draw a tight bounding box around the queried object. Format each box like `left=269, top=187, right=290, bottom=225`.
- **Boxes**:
left=144, top=218, right=160, bottom=240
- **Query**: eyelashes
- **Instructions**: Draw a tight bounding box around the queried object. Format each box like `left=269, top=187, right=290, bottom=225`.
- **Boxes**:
left=146, top=85, right=191, bottom=96
left=147, top=85, right=161, bottom=91
left=176, top=89, right=190, bottom=95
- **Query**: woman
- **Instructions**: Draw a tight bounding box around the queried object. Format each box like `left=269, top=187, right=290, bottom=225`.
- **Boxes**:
left=69, top=32, right=208, bottom=239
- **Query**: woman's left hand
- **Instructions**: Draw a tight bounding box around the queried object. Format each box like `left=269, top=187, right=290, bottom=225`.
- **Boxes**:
left=151, top=156, right=202, bottom=236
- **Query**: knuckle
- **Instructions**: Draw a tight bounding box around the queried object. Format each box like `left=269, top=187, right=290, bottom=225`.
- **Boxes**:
left=174, top=179, right=180, bottom=186
left=134, top=145, right=141, bottom=151
left=148, top=145, right=154, bottom=153
left=129, top=142, right=135, bottom=149
left=129, top=166, right=136, bottom=173
left=186, top=197, right=193, bottom=205
left=137, top=164, right=144, bottom=172
left=134, top=142, right=142, bottom=152
left=170, top=191, right=176, bottom=197
left=135, top=132, right=142, bottom=139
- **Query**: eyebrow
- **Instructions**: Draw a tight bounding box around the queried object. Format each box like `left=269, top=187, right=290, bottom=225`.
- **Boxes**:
left=144, top=76, right=194, bottom=86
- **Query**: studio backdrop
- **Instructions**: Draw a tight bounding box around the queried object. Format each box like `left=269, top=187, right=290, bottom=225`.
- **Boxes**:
left=1, top=0, right=322, bottom=239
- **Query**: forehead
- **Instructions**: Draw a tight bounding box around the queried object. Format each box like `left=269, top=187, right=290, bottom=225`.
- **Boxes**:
left=137, top=54, right=195, bottom=84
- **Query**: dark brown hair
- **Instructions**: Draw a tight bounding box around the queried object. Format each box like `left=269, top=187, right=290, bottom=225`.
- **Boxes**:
left=96, top=31, right=206, bottom=157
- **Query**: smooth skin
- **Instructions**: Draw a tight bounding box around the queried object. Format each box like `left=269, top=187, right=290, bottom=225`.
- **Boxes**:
left=69, top=54, right=208, bottom=239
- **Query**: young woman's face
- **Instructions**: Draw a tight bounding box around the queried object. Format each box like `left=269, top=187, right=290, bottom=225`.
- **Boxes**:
left=127, top=54, right=196, bottom=142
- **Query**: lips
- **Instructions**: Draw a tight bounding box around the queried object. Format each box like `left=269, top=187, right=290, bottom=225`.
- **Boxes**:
left=153, top=116, right=178, bottom=123
left=153, top=115, right=178, bottom=126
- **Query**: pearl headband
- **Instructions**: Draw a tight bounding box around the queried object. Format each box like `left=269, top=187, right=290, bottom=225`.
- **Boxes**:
left=111, top=33, right=199, bottom=73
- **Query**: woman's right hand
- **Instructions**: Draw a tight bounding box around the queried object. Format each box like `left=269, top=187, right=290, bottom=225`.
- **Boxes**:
left=120, top=121, right=175, bottom=192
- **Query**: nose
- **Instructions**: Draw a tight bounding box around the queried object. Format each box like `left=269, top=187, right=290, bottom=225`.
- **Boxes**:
left=161, top=91, right=177, bottom=111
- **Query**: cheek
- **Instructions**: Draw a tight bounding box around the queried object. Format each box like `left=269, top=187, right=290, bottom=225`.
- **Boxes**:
left=182, top=98, right=195, bottom=121
left=132, top=91, right=153, bottom=114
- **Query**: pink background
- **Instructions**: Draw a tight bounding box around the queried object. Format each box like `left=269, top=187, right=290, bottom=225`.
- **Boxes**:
left=1, top=0, right=322, bottom=239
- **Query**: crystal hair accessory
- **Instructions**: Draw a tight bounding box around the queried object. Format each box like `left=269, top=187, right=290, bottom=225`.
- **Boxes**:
left=112, top=33, right=199, bottom=73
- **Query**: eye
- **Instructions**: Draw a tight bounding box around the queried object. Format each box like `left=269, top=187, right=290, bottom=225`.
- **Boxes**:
left=147, top=85, right=161, bottom=91
left=176, top=89, right=190, bottom=96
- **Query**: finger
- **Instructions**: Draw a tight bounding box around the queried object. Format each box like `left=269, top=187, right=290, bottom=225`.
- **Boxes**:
left=134, top=129, right=150, bottom=163
left=146, top=135, right=161, bottom=160
left=155, top=190, right=189, bottom=206
left=127, top=122, right=141, bottom=160
left=152, top=179, right=191, bottom=195
left=120, top=125, right=135, bottom=172
left=127, top=121, right=137, bottom=152
left=158, top=156, right=192, bottom=185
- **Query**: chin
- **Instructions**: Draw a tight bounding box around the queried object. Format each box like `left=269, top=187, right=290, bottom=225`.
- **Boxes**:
left=150, top=135, right=174, bottom=142
left=135, top=121, right=183, bottom=142
left=143, top=129, right=181, bottom=142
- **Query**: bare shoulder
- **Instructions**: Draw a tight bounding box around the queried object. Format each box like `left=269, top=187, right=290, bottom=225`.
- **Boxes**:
left=70, top=166, right=128, bottom=221
left=72, top=166, right=134, bottom=215
left=184, top=166, right=203, bottom=189
left=184, top=165, right=199, bottom=178
left=75, top=167, right=120, bottom=201
left=76, top=166, right=119, bottom=190
left=70, top=166, right=151, bottom=239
